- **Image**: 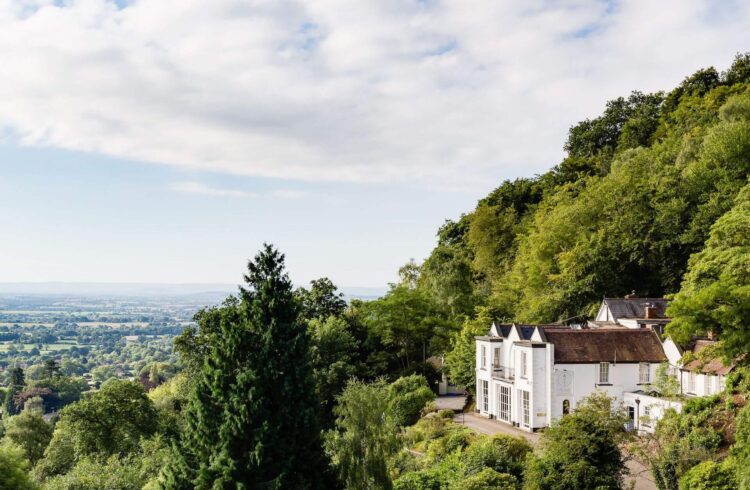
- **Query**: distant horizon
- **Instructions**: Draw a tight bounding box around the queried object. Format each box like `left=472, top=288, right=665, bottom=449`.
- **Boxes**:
left=0, top=281, right=388, bottom=298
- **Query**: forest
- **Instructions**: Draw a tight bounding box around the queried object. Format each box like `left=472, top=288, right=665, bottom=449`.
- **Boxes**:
left=2, top=53, right=750, bottom=489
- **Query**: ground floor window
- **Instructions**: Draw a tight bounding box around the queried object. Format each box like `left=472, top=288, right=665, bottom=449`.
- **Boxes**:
left=481, top=380, right=489, bottom=412
left=521, top=390, right=530, bottom=427
left=499, top=385, right=510, bottom=422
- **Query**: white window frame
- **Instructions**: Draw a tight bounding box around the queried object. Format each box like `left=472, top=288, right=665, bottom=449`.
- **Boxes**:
left=481, top=380, right=489, bottom=412
left=705, top=375, right=713, bottom=396
left=521, top=351, right=528, bottom=378
left=481, top=345, right=486, bottom=369
left=599, top=362, right=610, bottom=384
left=639, top=363, right=650, bottom=384
left=521, top=390, right=530, bottom=427
left=643, top=405, right=651, bottom=427
left=493, top=348, right=501, bottom=369
left=499, top=385, right=510, bottom=422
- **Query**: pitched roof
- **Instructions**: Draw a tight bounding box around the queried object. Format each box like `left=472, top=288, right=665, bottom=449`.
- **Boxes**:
left=541, top=328, right=668, bottom=364
left=518, top=325, right=536, bottom=340
left=604, top=297, right=669, bottom=319
left=683, top=340, right=733, bottom=375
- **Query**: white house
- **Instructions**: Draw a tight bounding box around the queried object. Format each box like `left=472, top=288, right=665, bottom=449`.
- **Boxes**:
left=669, top=339, right=731, bottom=397
left=475, top=296, right=734, bottom=433
left=475, top=323, right=667, bottom=432
left=591, top=296, right=671, bottom=333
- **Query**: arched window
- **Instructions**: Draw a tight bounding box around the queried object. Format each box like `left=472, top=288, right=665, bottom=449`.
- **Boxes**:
left=562, top=399, right=570, bottom=415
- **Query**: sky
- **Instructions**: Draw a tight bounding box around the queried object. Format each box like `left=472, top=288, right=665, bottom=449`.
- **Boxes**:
left=0, top=0, right=749, bottom=289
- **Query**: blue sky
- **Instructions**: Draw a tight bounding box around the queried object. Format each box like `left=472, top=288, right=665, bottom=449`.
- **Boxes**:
left=0, top=0, right=749, bottom=288
left=0, top=145, right=478, bottom=287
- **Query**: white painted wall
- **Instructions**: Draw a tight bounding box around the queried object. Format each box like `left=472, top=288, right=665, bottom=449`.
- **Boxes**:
left=680, top=370, right=725, bottom=397
left=662, top=338, right=682, bottom=367
left=623, top=391, right=682, bottom=433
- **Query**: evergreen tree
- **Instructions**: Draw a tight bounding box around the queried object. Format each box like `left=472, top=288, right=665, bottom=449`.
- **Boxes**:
left=4, top=367, right=25, bottom=416
left=161, top=244, right=329, bottom=489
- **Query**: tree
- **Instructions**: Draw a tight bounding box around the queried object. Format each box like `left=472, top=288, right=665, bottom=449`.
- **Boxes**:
left=325, top=379, right=400, bottom=490
left=362, top=285, right=455, bottom=373
left=296, top=277, right=347, bottom=322
left=642, top=397, right=723, bottom=490
left=649, top=363, right=681, bottom=398
left=308, top=315, right=360, bottom=426
left=445, top=308, right=494, bottom=392
left=524, top=392, right=628, bottom=490
left=43, top=359, right=61, bottom=379
left=36, top=380, right=158, bottom=480
left=3, top=406, right=53, bottom=464
left=0, top=441, right=36, bottom=490
left=162, top=244, right=329, bottom=489
left=4, top=367, right=25, bottom=416
left=668, top=180, right=750, bottom=357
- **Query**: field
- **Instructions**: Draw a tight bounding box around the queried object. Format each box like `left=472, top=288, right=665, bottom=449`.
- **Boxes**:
left=0, top=341, right=84, bottom=353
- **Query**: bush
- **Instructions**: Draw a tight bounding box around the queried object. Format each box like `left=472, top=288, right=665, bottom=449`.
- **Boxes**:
left=459, top=468, right=517, bottom=490
left=393, top=471, right=441, bottom=490
left=437, top=409, right=456, bottom=420
left=388, top=375, right=436, bottom=427
left=462, top=434, right=531, bottom=479
left=679, top=460, right=736, bottom=490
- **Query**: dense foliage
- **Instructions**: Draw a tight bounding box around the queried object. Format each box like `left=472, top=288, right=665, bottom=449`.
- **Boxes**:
left=162, top=245, right=329, bottom=489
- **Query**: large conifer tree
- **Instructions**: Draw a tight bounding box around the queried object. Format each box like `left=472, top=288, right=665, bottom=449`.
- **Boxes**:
left=161, top=244, right=329, bottom=489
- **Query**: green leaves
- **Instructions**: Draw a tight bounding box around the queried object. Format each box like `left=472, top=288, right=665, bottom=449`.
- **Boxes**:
left=668, top=182, right=750, bottom=354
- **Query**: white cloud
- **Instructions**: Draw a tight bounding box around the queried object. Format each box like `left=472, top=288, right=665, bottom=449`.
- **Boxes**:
left=170, top=181, right=254, bottom=198
left=0, top=0, right=749, bottom=187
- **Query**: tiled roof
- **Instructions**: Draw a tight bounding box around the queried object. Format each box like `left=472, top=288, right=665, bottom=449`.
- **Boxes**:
left=683, top=340, right=733, bottom=375
left=519, top=325, right=535, bottom=340
left=604, top=297, right=669, bottom=319
left=541, top=328, right=668, bottom=363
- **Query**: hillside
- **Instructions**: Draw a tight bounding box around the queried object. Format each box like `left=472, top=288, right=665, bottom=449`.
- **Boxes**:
left=418, top=53, right=750, bottom=332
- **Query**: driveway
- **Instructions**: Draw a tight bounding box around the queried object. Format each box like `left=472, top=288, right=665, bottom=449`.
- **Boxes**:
left=435, top=395, right=466, bottom=412
left=454, top=413, right=656, bottom=490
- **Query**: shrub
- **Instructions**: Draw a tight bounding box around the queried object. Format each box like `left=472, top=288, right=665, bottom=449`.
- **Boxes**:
left=463, top=434, right=531, bottom=479
left=679, top=460, right=736, bottom=490
left=459, top=468, right=517, bottom=490
left=388, top=375, right=436, bottom=427
left=393, top=471, right=441, bottom=490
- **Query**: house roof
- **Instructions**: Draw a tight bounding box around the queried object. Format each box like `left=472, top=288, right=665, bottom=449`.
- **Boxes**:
left=603, top=297, right=669, bottom=320
left=682, top=340, right=733, bottom=375
left=519, top=325, right=536, bottom=340
left=541, top=328, right=668, bottom=364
